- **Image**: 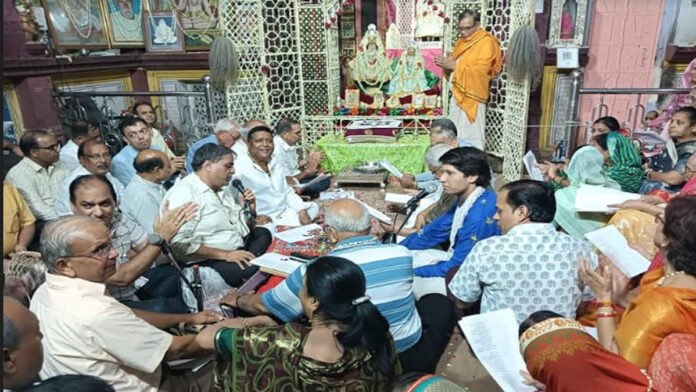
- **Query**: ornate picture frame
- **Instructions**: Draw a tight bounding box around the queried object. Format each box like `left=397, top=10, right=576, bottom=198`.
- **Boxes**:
left=42, top=0, right=110, bottom=49
left=174, top=0, right=220, bottom=50
left=547, top=0, right=589, bottom=48
left=103, top=0, right=145, bottom=47
left=143, top=10, right=184, bottom=52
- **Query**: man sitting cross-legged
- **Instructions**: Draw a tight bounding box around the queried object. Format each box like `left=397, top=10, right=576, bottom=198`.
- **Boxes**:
left=163, top=143, right=273, bottom=288
left=29, top=216, right=269, bottom=392
left=69, top=174, right=195, bottom=313
left=233, top=124, right=319, bottom=226
left=220, top=199, right=454, bottom=373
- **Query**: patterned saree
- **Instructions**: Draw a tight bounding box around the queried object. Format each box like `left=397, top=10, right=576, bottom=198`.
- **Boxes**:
left=520, top=318, right=654, bottom=392
left=605, top=132, right=645, bottom=193
left=213, top=323, right=401, bottom=392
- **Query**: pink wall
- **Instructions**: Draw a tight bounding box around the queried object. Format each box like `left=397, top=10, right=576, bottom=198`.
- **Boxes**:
left=579, top=0, right=665, bottom=138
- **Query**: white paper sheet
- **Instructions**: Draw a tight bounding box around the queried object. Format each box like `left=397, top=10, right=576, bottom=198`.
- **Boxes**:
left=522, top=151, right=545, bottom=181
left=274, top=224, right=323, bottom=243
left=352, top=198, right=393, bottom=224
left=296, top=174, right=332, bottom=189
left=459, top=309, right=535, bottom=392
left=574, top=185, right=641, bottom=212
left=385, top=193, right=413, bottom=204
left=251, top=252, right=304, bottom=277
left=379, top=160, right=404, bottom=179
left=584, top=225, right=651, bottom=277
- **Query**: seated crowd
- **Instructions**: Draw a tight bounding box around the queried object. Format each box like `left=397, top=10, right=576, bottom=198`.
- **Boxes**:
left=3, top=104, right=696, bottom=392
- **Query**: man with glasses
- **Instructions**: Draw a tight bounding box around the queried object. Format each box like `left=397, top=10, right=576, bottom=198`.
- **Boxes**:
left=58, top=120, right=102, bottom=172
left=54, top=139, right=125, bottom=217
left=6, top=130, right=69, bottom=222
left=434, top=9, right=501, bottom=150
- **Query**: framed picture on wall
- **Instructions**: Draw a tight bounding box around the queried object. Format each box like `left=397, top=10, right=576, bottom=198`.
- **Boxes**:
left=42, top=0, right=110, bottom=49
left=175, top=0, right=220, bottom=50
left=103, top=0, right=145, bottom=47
left=547, top=0, right=589, bottom=48
left=143, top=10, right=184, bottom=52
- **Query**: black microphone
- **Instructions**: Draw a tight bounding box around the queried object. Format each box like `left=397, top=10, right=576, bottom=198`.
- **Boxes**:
left=148, top=235, right=202, bottom=311
left=402, top=182, right=438, bottom=210
left=231, top=179, right=257, bottom=218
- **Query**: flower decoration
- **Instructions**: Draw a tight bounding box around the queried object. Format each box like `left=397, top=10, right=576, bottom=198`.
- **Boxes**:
left=325, top=22, right=332, bottom=29
left=432, top=5, right=438, bottom=10
left=443, top=17, right=450, bottom=24
left=438, top=11, right=445, bottom=18
left=336, top=9, right=342, bottom=16
left=422, top=11, right=427, bottom=16
left=427, top=0, right=433, bottom=4
left=260, top=64, right=270, bottom=74
left=330, top=16, right=336, bottom=23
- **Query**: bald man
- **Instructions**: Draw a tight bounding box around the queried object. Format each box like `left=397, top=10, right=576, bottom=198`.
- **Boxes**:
left=232, top=118, right=267, bottom=157
left=3, top=296, right=44, bottom=390
left=122, top=149, right=173, bottom=233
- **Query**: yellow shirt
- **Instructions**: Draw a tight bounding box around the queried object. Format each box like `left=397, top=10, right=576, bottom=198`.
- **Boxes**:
left=3, top=182, right=36, bottom=257
left=450, top=29, right=502, bottom=122
left=150, top=128, right=175, bottom=159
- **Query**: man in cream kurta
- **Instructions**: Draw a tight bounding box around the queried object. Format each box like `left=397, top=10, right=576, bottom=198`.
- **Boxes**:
left=434, top=9, right=502, bottom=151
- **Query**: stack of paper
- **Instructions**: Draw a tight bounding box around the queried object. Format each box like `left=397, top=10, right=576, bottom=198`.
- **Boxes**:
left=275, top=224, right=323, bottom=243
left=574, top=185, right=641, bottom=212
left=459, top=309, right=535, bottom=392
left=384, top=193, right=413, bottom=205
left=584, top=225, right=651, bottom=277
left=251, top=253, right=304, bottom=277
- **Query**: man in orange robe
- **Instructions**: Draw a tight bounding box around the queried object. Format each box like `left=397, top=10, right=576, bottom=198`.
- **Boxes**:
left=435, top=9, right=502, bottom=151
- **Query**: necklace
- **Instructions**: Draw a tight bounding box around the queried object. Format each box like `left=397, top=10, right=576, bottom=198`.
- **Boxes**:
left=657, top=270, right=686, bottom=286
left=58, top=0, right=93, bottom=39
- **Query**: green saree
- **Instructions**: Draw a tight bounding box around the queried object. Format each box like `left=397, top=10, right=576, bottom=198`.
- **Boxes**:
left=604, top=132, right=644, bottom=193
left=554, top=146, right=622, bottom=237
left=213, top=323, right=401, bottom=392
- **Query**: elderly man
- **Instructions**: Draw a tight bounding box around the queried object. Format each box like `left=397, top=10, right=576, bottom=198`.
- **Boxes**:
left=122, top=150, right=173, bottom=233
left=111, top=117, right=185, bottom=186
left=5, top=130, right=69, bottom=222
left=401, top=147, right=500, bottom=298
left=185, top=118, right=241, bottom=173
left=435, top=9, right=502, bottom=150
left=234, top=125, right=319, bottom=226
left=3, top=296, right=43, bottom=391
left=55, top=139, right=125, bottom=217
left=132, top=101, right=176, bottom=158
left=164, top=143, right=272, bottom=288
left=29, top=216, right=226, bottom=392
left=69, top=174, right=194, bottom=313
left=58, top=120, right=101, bottom=172
left=449, top=180, right=598, bottom=323
left=273, top=118, right=329, bottom=197
left=220, top=198, right=454, bottom=373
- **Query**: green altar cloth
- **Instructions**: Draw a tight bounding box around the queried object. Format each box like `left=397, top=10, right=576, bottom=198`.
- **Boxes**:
left=315, top=133, right=429, bottom=174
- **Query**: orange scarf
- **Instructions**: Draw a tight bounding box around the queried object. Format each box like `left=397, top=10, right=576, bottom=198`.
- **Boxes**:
left=450, top=29, right=502, bottom=122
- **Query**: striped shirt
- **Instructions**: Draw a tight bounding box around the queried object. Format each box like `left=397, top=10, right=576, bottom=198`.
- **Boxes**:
left=261, top=235, right=422, bottom=353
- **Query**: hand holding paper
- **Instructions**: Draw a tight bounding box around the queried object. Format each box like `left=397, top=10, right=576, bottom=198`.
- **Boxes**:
left=584, top=225, right=650, bottom=277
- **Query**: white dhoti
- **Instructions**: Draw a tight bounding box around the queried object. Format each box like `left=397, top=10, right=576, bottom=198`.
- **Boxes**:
left=449, top=98, right=486, bottom=151
left=272, top=202, right=320, bottom=227
left=410, top=249, right=449, bottom=300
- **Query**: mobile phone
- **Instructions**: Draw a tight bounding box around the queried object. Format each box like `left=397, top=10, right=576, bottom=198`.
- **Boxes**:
left=220, top=304, right=235, bottom=319
left=289, top=252, right=314, bottom=263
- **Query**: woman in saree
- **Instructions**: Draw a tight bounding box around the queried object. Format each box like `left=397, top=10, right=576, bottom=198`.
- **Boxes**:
left=518, top=311, right=654, bottom=392
left=579, top=196, right=696, bottom=369
left=545, top=145, right=621, bottom=237
left=197, top=256, right=401, bottom=391
left=592, top=131, right=645, bottom=193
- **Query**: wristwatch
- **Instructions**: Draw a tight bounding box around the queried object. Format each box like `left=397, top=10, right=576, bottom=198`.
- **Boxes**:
left=148, top=233, right=165, bottom=247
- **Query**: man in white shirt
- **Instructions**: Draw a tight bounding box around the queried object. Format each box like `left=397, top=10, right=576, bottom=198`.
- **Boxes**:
left=69, top=175, right=195, bottom=313
left=3, top=296, right=43, bottom=391
left=5, top=130, right=69, bottom=222
left=448, top=179, right=597, bottom=323
left=30, top=215, right=228, bottom=392
left=273, top=118, right=329, bottom=198
left=122, top=150, right=172, bottom=233
left=164, top=143, right=273, bottom=287
left=55, top=139, right=125, bottom=217
left=234, top=125, right=319, bottom=226
left=58, top=120, right=101, bottom=172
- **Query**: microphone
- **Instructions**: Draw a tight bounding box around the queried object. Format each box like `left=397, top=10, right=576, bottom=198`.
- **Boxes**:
left=402, top=181, right=438, bottom=210
left=148, top=235, right=203, bottom=311
left=231, top=179, right=257, bottom=218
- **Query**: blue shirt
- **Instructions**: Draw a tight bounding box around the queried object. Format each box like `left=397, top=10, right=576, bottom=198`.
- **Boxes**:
left=186, top=134, right=218, bottom=173
left=261, top=236, right=422, bottom=353
left=110, top=144, right=162, bottom=186
left=401, top=189, right=500, bottom=278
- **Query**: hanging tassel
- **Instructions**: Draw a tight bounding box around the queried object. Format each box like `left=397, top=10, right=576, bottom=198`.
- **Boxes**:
left=209, top=36, right=240, bottom=89
left=508, top=25, right=541, bottom=90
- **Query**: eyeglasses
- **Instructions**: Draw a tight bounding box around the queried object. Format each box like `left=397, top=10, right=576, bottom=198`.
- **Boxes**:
left=83, top=153, right=111, bottom=160
left=34, top=143, right=60, bottom=151
left=60, top=244, right=115, bottom=261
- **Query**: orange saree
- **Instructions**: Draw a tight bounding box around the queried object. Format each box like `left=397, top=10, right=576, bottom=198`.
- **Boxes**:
left=450, top=29, right=502, bottom=123
left=615, top=267, right=696, bottom=369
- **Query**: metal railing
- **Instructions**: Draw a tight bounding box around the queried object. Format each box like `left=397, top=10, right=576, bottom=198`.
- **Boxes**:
left=566, top=70, right=690, bottom=155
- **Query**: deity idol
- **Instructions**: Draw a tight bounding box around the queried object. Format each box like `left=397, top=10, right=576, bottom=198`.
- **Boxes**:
left=349, top=24, right=392, bottom=95
left=387, top=42, right=429, bottom=96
